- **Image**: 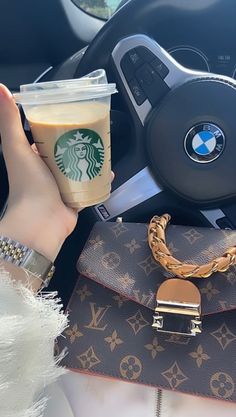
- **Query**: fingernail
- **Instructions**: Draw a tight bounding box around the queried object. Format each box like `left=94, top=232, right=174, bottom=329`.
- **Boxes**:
left=0, top=84, right=13, bottom=100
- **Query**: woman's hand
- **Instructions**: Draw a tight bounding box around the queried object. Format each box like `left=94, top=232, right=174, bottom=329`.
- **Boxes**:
left=0, top=84, right=78, bottom=262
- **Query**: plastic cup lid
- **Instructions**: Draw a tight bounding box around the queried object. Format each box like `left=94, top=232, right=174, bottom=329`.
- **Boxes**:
left=20, top=69, right=108, bottom=92
left=13, top=69, right=117, bottom=105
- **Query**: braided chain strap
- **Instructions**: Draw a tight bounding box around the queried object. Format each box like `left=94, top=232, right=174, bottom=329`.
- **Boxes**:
left=148, top=214, right=236, bottom=279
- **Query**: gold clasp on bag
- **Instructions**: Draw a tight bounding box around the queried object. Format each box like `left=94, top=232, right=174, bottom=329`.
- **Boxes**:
left=148, top=213, right=236, bottom=336
left=152, top=279, right=202, bottom=336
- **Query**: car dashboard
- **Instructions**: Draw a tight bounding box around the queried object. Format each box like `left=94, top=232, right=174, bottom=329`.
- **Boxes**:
left=169, top=45, right=236, bottom=79
left=147, top=2, right=236, bottom=79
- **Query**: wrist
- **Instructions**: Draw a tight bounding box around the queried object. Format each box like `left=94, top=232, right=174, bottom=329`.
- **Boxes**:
left=0, top=205, right=67, bottom=261
left=0, top=259, right=43, bottom=292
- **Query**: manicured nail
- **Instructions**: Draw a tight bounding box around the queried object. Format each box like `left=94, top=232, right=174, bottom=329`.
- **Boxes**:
left=0, top=84, right=13, bottom=100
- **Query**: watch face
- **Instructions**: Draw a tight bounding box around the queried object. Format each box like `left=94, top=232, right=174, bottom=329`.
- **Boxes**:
left=22, top=249, right=54, bottom=284
left=184, top=123, right=225, bottom=163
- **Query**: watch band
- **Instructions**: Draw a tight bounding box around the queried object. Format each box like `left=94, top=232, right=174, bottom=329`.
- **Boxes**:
left=0, top=236, right=55, bottom=287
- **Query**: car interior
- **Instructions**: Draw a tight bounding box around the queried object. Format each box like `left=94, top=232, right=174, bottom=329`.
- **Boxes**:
left=1, top=0, right=236, bottom=306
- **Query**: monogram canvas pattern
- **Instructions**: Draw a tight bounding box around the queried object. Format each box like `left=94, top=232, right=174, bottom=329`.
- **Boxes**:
left=77, top=222, right=236, bottom=315
left=58, top=222, right=236, bottom=402
left=59, top=275, right=236, bottom=401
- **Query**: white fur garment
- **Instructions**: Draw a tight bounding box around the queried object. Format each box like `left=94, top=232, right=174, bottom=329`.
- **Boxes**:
left=0, top=267, right=68, bottom=417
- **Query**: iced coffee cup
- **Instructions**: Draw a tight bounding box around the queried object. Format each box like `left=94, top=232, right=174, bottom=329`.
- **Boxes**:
left=14, top=70, right=117, bottom=209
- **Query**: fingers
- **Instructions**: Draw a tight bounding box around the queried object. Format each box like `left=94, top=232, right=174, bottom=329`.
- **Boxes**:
left=0, top=84, right=30, bottom=159
left=31, top=143, right=39, bottom=155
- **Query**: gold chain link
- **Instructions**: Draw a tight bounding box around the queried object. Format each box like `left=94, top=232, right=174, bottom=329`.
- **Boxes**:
left=148, top=214, right=236, bottom=279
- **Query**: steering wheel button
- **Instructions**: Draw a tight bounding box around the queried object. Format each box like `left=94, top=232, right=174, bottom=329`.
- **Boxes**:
left=151, top=59, right=169, bottom=79
left=136, top=46, right=156, bottom=62
left=121, top=54, right=135, bottom=81
left=136, top=64, right=169, bottom=106
left=128, top=78, right=147, bottom=105
left=128, top=49, right=143, bottom=67
left=136, top=64, right=155, bottom=86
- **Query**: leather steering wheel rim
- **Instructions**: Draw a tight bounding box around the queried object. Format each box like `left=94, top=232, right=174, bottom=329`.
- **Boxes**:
left=77, top=0, right=219, bottom=77
left=73, top=0, right=236, bottom=227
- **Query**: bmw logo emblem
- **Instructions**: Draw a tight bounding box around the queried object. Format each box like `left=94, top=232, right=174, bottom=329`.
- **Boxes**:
left=184, top=123, right=225, bottom=163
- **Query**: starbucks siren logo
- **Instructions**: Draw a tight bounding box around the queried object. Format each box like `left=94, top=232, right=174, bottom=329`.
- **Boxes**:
left=54, top=128, right=105, bottom=182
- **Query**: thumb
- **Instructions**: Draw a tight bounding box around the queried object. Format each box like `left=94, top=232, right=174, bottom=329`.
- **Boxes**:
left=0, top=84, right=30, bottom=158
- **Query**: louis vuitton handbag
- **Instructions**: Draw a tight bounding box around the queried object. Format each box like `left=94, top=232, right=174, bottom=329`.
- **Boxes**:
left=59, top=214, right=236, bottom=402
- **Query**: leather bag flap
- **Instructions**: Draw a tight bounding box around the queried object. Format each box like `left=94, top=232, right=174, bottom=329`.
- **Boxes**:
left=77, top=222, right=236, bottom=316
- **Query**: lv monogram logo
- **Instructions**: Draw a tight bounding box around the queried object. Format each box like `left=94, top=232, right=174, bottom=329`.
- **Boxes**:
left=85, top=302, right=111, bottom=331
left=133, top=290, right=155, bottom=306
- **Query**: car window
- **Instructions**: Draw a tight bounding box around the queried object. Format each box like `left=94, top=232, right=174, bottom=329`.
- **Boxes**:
left=73, top=0, right=126, bottom=20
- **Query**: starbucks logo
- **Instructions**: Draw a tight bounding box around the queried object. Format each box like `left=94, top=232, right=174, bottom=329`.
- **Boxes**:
left=54, top=128, right=104, bottom=182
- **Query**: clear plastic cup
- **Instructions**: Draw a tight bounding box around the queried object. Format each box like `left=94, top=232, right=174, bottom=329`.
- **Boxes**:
left=14, top=70, right=117, bottom=209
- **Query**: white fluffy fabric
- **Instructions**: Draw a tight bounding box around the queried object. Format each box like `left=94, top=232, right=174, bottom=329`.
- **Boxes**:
left=0, top=267, right=68, bottom=417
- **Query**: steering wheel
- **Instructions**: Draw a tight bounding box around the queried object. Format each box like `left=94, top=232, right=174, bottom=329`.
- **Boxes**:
left=58, top=0, right=236, bottom=228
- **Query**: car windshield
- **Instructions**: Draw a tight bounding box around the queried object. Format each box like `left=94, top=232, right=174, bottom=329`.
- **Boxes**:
left=74, top=0, right=127, bottom=20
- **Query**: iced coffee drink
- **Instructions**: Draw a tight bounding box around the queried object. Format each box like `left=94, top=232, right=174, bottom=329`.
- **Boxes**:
left=14, top=70, right=116, bottom=209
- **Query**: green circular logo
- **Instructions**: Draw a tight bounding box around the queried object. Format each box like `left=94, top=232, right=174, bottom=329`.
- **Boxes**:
left=54, top=128, right=105, bottom=182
